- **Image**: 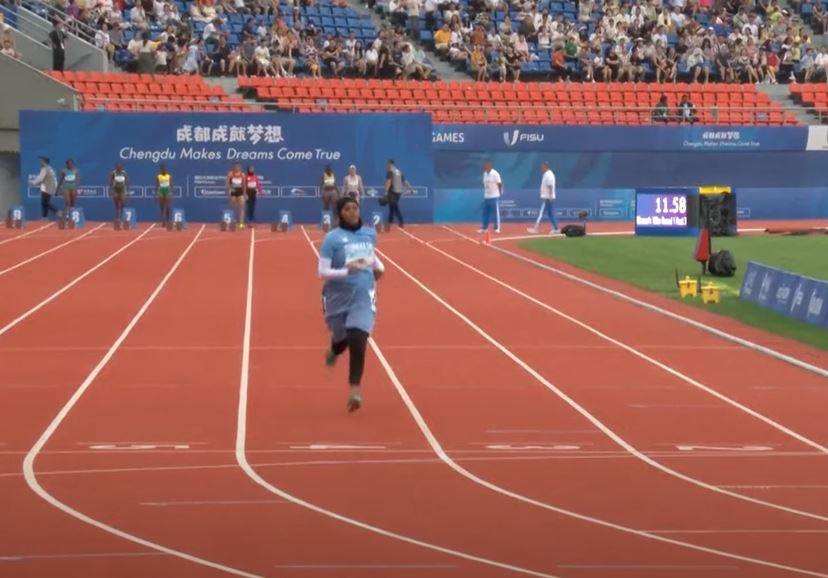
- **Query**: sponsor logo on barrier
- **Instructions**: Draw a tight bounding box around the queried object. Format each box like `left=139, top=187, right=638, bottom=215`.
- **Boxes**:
left=683, top=130, right=760, bottom=149
left=176, top=124, right=284, bottom=145
left=432, top=131, right=465, bottom=144
left=741, top=261, right=828, bottom=329
left=806, top=126, right=828, bottom=151
left=502, top=129, right=545, bottom=146
left=702, top=131, right=741, bottom=140
left=281, top=186, right=318, bottom=198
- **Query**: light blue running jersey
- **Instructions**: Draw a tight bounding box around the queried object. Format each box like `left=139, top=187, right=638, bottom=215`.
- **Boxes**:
left=319, top=226, right=379, bottom=317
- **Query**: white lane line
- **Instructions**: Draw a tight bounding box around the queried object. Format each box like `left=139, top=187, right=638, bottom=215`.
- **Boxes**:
left=235, top=226, right=564, bottom=578
left=0, top=223, right=53, bottom=246
left=0, top=225, right=157, bottom=339
left=648, top=529, right=828, bottom=535
left=302, top=228, right=828, bottom=578
left=21, top=225, right=273, bottom=578
left=0, top=552, right=166, bottom=561
left=273, top=564, right=456, bottom=569
left=141, top=500, right=287, bottom=507
left=558, top=564, right=738, bottom=570
left=393, top=227, right=828, bottom=522
left=0, top=223, right=105, bottom=278
left=456, top=226, right=828, bottom=379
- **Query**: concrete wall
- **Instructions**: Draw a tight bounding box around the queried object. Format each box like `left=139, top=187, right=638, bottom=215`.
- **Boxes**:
left=0, top=53, right=79, bottom=135
left=0, top=153, right=21, bottom=217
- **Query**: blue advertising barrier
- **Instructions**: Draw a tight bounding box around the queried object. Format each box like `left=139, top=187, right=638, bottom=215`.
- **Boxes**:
left=431, top=124, right=809, bottom=152
left=20, top=111, right=434, bottom=223
left=19, top=114, right=828, bottom=224
left=431, top=149, right=828, bottom=223
left=740, top=261, right=828, bottom=329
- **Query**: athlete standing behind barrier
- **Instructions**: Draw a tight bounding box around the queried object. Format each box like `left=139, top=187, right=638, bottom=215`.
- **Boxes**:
left=227, top=162, right=246, bottom=229
left=109, top=162, right=129, bottom=223
left=480, top=159, right=502, bottom=234
left=57, top=159, right=79, bottom=221
left=384, top=159, right=412, bottom=229
left=527, top=161, right=559, bottom=234
left=342, top=164, right=364, bottom=201
left=156, top=164, right=173, bottom=227
left=244, top=165, right=260, bottom=225
left=318, top=196, right=385, bottom=413
left=321, top=165, right=339, bottom=224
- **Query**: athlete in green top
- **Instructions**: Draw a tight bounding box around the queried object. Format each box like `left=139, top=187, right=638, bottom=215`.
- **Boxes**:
left=156, top=164, right=173, bottom=227
left=57, top=159, right=79, bottom=221
left=109, top=162, right=129, bottom=223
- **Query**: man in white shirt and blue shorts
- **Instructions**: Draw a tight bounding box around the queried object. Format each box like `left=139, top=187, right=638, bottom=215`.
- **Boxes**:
left=527, top=161, right=559, bottom=234
left=480, top=160, right=502, bottom=234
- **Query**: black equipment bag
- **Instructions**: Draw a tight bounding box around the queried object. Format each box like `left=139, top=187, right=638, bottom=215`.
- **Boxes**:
left=707, top=249, right=737, bottom=277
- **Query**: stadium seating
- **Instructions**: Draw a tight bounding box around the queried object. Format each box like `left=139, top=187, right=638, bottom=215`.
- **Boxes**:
left=241, top=76, right=799, bottom=125
left=789, top=83, right=828, bottom=124
left=47, top=70, right=255, bottom=112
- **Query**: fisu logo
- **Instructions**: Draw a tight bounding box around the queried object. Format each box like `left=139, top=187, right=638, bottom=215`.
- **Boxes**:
left=502, top=130, right=545, bottom=146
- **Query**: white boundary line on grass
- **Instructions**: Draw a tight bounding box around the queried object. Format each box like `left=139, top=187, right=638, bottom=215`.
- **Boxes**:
left=0, top=224, right=105, bottom=278
left=20, top=226, right=276, bottom=578
left=446, top=225, right=828, bottom=378
left=440, top=225, right=828, bottom=379
left=296, top=226, right=828, bottom=578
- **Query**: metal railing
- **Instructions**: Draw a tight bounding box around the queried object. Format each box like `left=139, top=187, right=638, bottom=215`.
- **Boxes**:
left=76, top=95, right=826, bottom=124
left=1, top=0, right=108, bottom=71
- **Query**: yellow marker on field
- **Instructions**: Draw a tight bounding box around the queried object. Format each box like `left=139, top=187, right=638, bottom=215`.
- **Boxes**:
left=679, top=276, right=698, bottom=298
left=702, top=282, right=720, bottom=304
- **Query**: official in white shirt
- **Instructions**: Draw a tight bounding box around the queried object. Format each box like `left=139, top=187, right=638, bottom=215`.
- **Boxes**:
left=480, top=160, right=502, bottom=233
left=528, top=161, right=559, bottom=234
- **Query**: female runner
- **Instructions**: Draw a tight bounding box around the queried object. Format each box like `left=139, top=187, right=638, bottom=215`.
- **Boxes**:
left=226, top=162, right=246, bottom=229
left=109, top=162, right=128, bottom=223
left=318, top=197, right=384, bottom=413
left=244, top=165, right=260, bottom=226
left=342, top=164, right=364, bottom=201
left=57, top=159, right=79, bottom=220
left=156, top=164, right=173, bottom=227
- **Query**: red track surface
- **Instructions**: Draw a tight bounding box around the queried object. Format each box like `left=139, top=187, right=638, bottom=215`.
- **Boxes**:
left=0, top=221, right=826, bottom=578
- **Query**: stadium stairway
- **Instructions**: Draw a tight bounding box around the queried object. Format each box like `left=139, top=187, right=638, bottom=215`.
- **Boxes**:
left=760, top=84, right=825, bottom=125
left=358, top=0, right=465, bottom=80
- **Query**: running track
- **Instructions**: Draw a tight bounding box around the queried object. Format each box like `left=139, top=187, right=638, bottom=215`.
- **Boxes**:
left=0, top=221, right=826, bottom=578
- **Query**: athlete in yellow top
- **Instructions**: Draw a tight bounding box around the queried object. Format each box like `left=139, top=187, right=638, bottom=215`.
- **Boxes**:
left=156, top=164, right=173, bottom=227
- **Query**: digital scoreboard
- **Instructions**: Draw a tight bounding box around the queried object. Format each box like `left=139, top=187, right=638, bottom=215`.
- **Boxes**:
left=634, top=188, right=700, bottom=236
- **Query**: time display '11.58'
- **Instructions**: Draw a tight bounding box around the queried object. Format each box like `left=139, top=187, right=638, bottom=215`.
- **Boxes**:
left=635, top=192, right=689, bottom=227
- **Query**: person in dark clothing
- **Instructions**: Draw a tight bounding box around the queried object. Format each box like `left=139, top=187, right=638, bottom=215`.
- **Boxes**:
left=49, top=21, right=66, bottom=71
left=384, top=159, right=412, bottom=229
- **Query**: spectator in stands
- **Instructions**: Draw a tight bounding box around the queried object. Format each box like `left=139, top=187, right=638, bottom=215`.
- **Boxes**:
left=94, top=21, right=116, bottom=61
left=49, top=20, right=66, bottom=71
left=652, top=94, right=670, bottom=123
left=1, top=37, right=21, bottom=60
left=471, top=44, right=488, bottom=80
left=433, top=22, right=451, bottom=53
left=134, top=31, right=156, bottom=73
left=678, top=94, right=698, bottom=124
left=205, top=34, right=231, bottom=74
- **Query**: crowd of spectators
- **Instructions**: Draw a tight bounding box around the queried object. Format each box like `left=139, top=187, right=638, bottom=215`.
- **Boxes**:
left=4, top=0, right=828, bottom=85
left=5, top=0, right=434, bottom=79
left=418, top=0, right=828, bottom=84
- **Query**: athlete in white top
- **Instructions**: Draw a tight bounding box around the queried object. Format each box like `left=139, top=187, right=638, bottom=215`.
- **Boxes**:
left=480, top=160, right=502, bottom=233
left=528, top=161, right=559, bottom=234
left=342, top=164, right=364, bottom=201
